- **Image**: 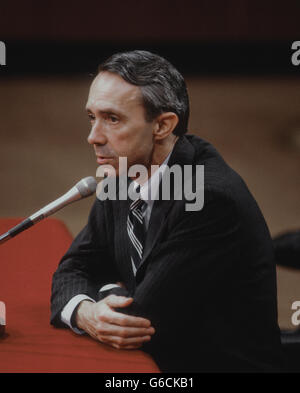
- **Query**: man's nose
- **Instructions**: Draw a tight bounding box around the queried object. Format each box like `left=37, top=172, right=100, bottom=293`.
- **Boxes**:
left=87, top=123, right=107, bottom=146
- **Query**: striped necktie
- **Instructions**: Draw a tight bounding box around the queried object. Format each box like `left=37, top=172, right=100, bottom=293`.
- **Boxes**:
left=127, top=193, right=146, bottom=272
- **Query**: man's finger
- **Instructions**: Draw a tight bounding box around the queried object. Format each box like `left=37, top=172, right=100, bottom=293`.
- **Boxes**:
left=97, top=321, right=155, bottom=338
left=112, top=344, right=143, bottom=350
left=105, top=295, right=133, bottom=308
left=99, top=334, right=151, bottom=348
left=100, top=309, right=152, bottom=328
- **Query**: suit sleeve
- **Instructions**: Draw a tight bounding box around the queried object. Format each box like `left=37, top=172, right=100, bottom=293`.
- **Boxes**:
left=50, top=199, right=120, bottom=327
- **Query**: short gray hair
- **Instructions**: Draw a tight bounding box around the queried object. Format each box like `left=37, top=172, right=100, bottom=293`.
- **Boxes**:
left=98, top=50, right=189, bottom=136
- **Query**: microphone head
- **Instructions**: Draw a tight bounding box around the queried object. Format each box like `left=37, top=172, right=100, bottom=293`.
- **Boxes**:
left=75, top=176, right=97, bottom=197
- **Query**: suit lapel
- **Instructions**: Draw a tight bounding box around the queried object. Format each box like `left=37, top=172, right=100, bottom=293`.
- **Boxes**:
left=113, top=198, right=136, bottom=292
left=112, top=136, right=196, bottom=284
left=141, top=199, right=173, bottom=265
left=137, top=136, right=196, bottom=274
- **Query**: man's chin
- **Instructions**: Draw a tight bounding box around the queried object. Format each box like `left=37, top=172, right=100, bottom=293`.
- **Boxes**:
left=96, top=163, right=117, bottom=177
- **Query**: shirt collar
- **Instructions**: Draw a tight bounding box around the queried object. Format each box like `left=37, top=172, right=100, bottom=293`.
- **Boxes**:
left=132, top=151, right=172, bottom=208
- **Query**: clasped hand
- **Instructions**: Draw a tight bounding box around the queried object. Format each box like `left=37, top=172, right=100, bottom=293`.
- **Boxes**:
left=75, top=295, right=155, bottom=349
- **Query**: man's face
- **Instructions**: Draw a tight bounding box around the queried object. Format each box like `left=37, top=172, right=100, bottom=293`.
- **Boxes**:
left=86, top=71, right=156, bottom=176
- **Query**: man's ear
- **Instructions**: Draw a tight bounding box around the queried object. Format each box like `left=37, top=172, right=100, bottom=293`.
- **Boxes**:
left=153, top=112, right=179, bottom=140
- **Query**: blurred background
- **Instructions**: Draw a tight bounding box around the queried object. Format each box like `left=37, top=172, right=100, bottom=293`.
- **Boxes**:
left=0, top=0, right=299, bottom=329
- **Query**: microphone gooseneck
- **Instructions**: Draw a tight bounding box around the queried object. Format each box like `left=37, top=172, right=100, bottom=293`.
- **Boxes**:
left=0, top=176, right=97, bottom=245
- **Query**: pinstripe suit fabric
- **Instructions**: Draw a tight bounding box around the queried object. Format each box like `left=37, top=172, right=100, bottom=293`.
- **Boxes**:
left=51, top=135, right=283, bottom=372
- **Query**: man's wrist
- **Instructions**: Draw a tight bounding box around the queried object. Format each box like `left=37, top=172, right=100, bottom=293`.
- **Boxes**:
left=75, top=300, right=93, bottom=331
left=61, top=294, right=95, bottom=334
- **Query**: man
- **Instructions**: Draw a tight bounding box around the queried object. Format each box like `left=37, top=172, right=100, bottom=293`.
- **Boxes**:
left=51, top=50, right=283, bottom=372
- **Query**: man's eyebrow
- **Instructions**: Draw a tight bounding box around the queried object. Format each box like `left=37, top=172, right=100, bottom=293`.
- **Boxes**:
left=85, top=106, right=125, bottom=117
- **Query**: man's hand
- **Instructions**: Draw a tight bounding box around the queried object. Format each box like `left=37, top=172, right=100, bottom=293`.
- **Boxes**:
left=75, top=295, right=155, bottom=349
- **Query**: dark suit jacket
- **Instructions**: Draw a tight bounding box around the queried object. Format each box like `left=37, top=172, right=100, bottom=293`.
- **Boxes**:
left=51, top=135, right=284, bottom=372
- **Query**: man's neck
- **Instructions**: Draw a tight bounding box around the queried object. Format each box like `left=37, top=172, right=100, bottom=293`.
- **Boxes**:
left=130, top=135, right=179, bottom=186
left=148, top=135, right=178, bottom=177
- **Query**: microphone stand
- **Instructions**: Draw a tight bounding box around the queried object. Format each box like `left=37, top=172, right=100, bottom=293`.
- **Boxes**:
left=0, top=176, right=97, bottom=246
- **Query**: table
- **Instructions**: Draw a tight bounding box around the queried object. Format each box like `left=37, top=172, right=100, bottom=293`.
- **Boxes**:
left=0, top=218, right=159, bottom=373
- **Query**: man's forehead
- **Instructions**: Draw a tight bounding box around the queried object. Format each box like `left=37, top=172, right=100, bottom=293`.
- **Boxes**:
left=86, top=71, right=141, bottom=109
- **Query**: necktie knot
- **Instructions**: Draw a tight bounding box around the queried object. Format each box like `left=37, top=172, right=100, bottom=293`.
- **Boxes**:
left=130, top=197, right=146, bottom=212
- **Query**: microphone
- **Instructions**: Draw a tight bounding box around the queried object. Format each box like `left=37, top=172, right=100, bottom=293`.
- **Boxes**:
left=0, top=177, right=97, bottom=245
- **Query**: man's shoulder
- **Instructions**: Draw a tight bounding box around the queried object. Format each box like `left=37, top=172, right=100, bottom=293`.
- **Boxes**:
left=181, top=134, right=247, bottom=198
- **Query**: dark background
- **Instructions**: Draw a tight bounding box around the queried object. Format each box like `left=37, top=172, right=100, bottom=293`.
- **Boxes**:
left=1, top=0, right=300, bottom=75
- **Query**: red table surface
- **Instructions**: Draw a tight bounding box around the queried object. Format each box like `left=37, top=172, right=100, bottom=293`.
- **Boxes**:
left=0, top=218, right=160, bottom=373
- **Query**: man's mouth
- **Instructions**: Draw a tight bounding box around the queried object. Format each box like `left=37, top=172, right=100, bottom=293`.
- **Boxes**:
left=96, top=156, right=113, bottom=164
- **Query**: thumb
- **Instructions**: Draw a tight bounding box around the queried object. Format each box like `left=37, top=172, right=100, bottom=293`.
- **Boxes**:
left=105, top=295, right=133, bottom=308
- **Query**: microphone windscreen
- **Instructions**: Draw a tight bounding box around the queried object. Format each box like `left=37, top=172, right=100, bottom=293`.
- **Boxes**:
left=75, top=177, right=97, bottom=197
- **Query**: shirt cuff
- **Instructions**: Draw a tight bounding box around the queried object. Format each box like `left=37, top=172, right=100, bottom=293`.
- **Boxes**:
left=61, top=294, right=95, bottom=335
left=99, top=283, right=121, bottom=292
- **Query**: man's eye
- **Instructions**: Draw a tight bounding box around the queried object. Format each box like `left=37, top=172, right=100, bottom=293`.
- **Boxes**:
left=88, top=114, right=95, bottom=122
left=109, top=115, right=118, bottom=123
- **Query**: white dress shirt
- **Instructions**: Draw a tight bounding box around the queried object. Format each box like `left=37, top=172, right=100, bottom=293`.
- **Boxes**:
left=61, top=152, right=172, bottom=333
